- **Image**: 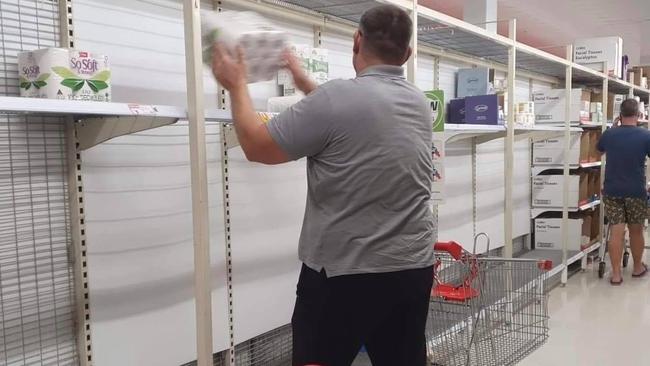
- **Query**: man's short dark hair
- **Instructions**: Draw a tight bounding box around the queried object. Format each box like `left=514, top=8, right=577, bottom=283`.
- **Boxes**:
left=621, top=99, right=639, bottom=118
left=359, top=5, right=412, bottom=64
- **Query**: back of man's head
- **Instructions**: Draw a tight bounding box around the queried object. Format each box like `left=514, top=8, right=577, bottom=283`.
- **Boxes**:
left=359, top=5, right=412, bottom=65
left=620, top=99, right=639, bottom=119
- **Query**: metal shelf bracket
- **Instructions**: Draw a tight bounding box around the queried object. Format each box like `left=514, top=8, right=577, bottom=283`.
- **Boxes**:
left=75, top=116, right=178, bottom=151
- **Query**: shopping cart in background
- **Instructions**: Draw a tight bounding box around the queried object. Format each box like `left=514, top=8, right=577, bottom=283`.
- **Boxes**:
left=597, top=217, right=631, bottom=278
left=426, top=235, right=552, bottom=366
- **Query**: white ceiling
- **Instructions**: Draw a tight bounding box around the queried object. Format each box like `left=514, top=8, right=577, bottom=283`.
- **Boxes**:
left=419, top=0, right=650, bottom=65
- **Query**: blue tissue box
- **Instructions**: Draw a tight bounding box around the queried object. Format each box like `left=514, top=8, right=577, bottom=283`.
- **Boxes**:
left=465, top=95, right=499, bottom=125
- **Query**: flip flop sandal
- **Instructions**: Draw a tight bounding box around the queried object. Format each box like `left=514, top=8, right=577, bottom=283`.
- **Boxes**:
left=632, top=263, right=648, bottom=278
left=610, top=278, right=623, bottom=286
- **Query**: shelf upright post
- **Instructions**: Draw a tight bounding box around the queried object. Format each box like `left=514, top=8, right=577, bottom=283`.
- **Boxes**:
left=406, top=0, right=417, bottom=83
left=213, top=3, right=237, bottom=364
left=599, top=62, right=608, bottom=266
left=182, top=1, right=214, bottom=365
left=58, top=1, right=93, bottom=364
left=504, top=18, right=516, bottom=258
left=561, top=45, right=573, bottom=285
left=314, top=24, right=323, bottom=48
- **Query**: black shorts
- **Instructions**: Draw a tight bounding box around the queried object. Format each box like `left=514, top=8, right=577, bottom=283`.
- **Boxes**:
left=292, top=264, right=434, bottom=366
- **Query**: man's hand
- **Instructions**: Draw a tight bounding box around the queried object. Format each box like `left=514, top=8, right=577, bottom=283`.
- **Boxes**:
left=283, top=49, right=318, bottom=95
left=209, top=43, right=289, bottom=165
left=211, top=43, right=247, bottom=92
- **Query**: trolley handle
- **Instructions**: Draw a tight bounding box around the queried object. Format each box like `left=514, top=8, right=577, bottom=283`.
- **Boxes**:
left=434, top=241, right=464, bottom=260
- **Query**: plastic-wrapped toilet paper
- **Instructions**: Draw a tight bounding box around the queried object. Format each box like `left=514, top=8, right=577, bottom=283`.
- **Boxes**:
left=18, top=48, right=70, bottom=99
left=57, top=51, right=111, bottom=102
left=202, top=10, right=288, bottom=83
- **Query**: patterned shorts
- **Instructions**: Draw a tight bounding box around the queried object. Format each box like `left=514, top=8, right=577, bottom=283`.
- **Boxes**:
left=603, top=196, right=648, bottom=225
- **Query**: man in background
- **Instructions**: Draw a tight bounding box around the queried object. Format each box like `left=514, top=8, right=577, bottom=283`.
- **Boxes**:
left=598, top=99, right=650, bottom=285
left=211, top=4, right=435, bottom=366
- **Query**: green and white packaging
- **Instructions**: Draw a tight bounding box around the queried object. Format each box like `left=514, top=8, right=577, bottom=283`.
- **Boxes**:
left=277, top=45, right=329, bottom=96
left=17, top=48, right=70, bottom=99
left=53, top=51, right=111, bottom=102
left=278, top=44, right=311, bottom=96
left=310, top=48, right=329, bottom=85
left=202, top=10, right=287, bottom=83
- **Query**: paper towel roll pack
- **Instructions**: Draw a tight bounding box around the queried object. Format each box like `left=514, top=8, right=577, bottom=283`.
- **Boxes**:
left=202, top=10, right=288, bottom=83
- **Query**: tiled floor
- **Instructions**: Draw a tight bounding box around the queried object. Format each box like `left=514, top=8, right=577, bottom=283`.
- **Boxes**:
left=520, top=258, right=650, bottom=366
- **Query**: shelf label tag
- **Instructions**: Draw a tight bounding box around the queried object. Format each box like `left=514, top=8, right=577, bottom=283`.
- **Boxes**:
left=128, top=104, right=159, bottom=115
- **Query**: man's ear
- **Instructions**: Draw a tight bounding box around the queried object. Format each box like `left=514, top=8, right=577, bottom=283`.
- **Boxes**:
left=403, top=46, right=413, bottom=65
left=353, top=30, right=361, bottom=54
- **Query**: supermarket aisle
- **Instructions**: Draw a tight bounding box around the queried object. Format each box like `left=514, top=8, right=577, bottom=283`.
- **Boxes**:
left=520, top=260, right=650, bottom=366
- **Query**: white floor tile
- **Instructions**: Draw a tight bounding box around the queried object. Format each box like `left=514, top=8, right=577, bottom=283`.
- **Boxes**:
left=520, top=260, right=650, bottom=366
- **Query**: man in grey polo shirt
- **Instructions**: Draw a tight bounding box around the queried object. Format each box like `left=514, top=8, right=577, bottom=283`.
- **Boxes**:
left=211, top=5, right=434, bottom=366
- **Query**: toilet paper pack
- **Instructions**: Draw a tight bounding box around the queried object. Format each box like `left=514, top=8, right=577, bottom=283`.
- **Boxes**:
left=202, top=10, right=288, bottom=83
left=18, top=48, right=70, bottom=99
left=53, top=51, right=111, bottom=102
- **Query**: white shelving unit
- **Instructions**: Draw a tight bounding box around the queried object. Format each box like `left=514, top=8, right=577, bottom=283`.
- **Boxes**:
left=3, top=0, right=650, bottom=365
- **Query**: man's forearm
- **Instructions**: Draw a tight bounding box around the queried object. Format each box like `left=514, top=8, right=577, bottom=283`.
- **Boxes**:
left=229, top=85, right=262, bottom=157
left=295, top=76, right=318, bottom=95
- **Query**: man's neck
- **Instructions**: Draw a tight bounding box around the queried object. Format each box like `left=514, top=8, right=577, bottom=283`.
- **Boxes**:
left=621, top=118, right=638, bottom=126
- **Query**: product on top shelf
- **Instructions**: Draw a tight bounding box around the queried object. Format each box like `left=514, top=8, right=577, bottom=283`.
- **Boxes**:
left=201, top=10, right=288, bottom=83
left=514, top=101, right=535, bottom=128
left=18, top=48, right=70, bottom=99
left=573, top=36, right=623, bottom=78
left=464, top=95, right=499, bottom=125
left=55, top=51, right=111, bottom=102
left=447, top=98, right=465, bottom=124
left=456, top=67, right=490, bottom=98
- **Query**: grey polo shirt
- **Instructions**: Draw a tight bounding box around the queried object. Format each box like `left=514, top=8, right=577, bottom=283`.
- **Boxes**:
left=267, top=65, right=435, bottom=277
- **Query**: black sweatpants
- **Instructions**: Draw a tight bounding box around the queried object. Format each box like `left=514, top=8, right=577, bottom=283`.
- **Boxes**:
left=291, top=264, right=434, bottom=366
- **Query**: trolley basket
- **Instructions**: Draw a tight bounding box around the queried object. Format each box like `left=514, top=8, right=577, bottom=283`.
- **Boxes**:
left=426, top=241, right=552, bottom=366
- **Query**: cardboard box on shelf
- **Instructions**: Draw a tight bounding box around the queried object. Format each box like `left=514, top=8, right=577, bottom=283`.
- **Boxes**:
left=591, top=208, right=601, bottom=241
left=532, top=173, right=583, bottom=208
left=448, top=98, right=466, bottom=124
left=588, top=170, right=601, bottom=201
left=465, top=94, right=499, bottom=125
left=573, top=36, right=623, bottom=78
left=457, top=67, right=490, bottom=98
left=628, top=71, right=635, bottom=84
left=534, top=217, right=583, bottom=251
left=533, top=89, right=591, bottom=123
left=591, top=92, right=627, bottom=120
left=532, top=134, right=582, bottom=165
left=632, top=67, right=644, bottom=86
left=589, top=130, right=602, bottom=162
left=580, top=132, right=591, bottom=163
